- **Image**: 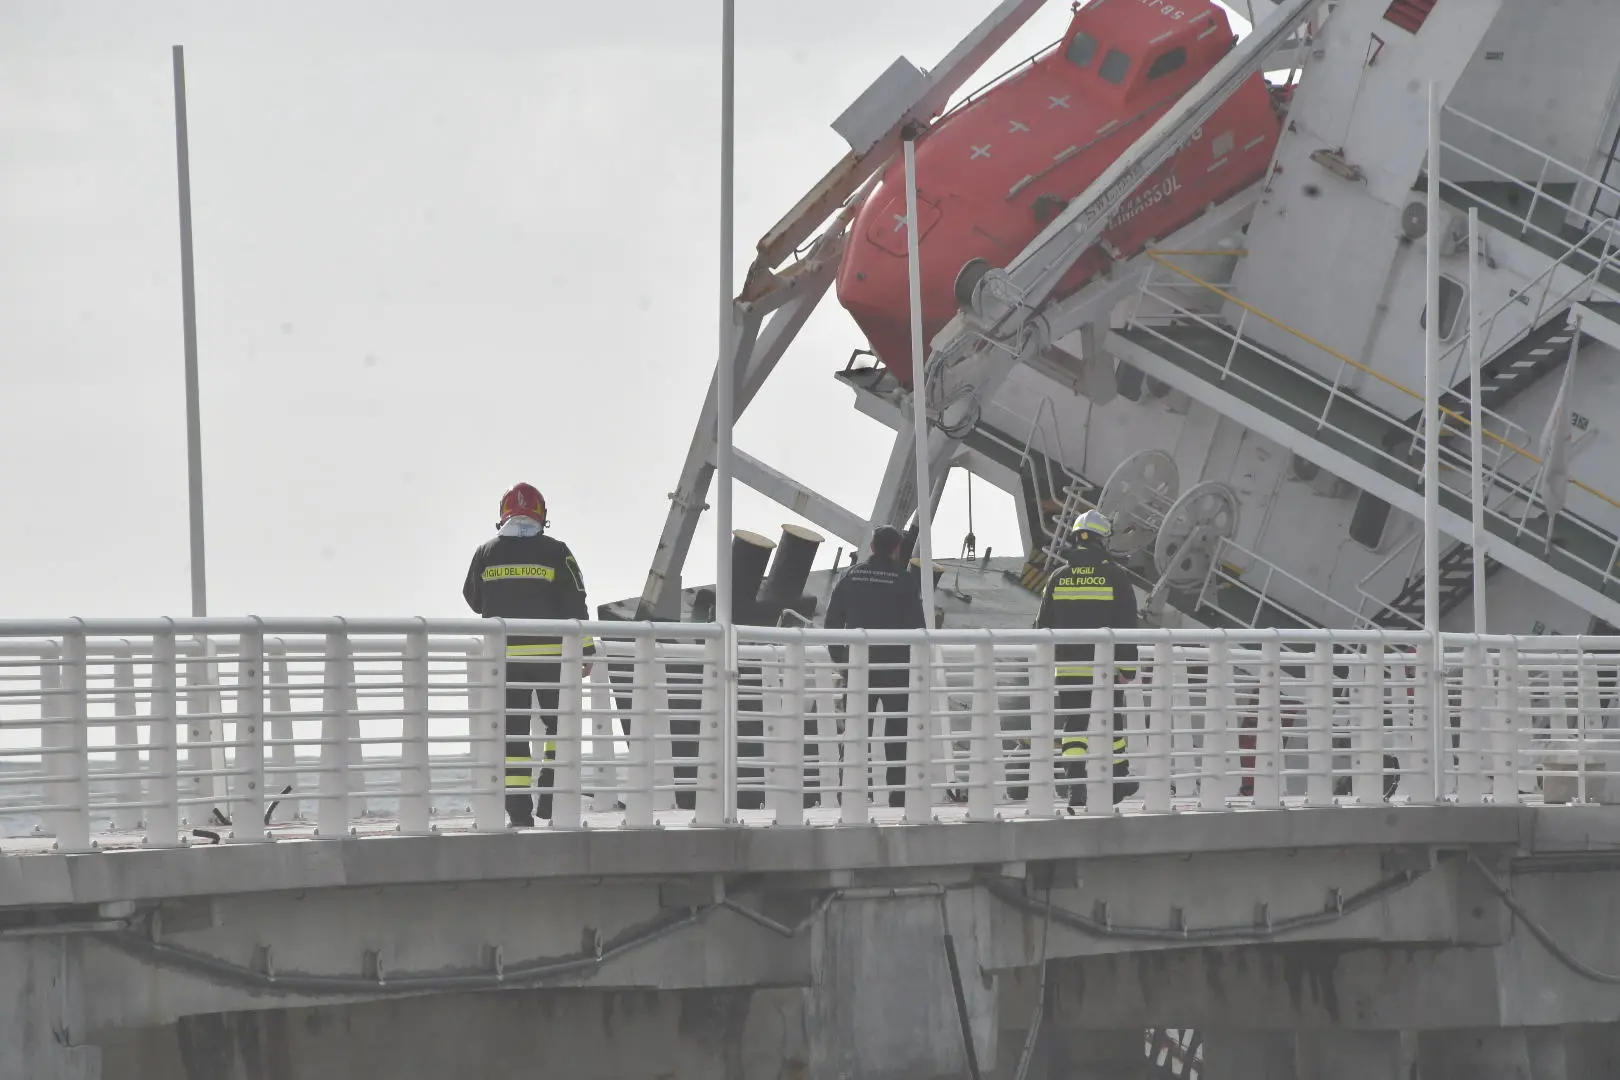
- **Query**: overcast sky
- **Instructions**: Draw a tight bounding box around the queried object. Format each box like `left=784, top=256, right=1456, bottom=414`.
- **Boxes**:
left=0, top=0, right=1250, bottom=621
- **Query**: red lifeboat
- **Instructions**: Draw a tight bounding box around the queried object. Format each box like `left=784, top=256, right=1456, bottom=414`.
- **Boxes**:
left=836, top=0, right=1284, bottom=388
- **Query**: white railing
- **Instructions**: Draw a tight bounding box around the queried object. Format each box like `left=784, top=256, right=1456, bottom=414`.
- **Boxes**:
left=2, top=619, right=1619, bottom=852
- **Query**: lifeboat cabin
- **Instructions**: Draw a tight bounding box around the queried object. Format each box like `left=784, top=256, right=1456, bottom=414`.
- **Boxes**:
left=836, top=0, right=1286, bottom=387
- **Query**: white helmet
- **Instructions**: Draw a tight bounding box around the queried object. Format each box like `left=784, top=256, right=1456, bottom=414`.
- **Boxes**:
left=1069, top=508, right=1112, bottom=544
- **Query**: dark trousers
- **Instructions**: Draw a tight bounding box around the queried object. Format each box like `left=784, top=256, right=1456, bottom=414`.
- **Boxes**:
left=868, top=690, right=909, bottom=808
left=1057, top=676, right=1133, bottom=806
left=506, top=660, right=557, bottom=824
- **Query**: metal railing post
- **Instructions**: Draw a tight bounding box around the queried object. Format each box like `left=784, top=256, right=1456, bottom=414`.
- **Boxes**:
left=1254, top=637, right=1282, bottom=808
left=317, top=627, right=354, bottom=838
left=1305, top=641, right=1334, bottom=808
left=968, top=641, right=996, bottom=821
left=53, top=629, right=91, bottom=853
left=232, top=622, right=267, bottom=842
left=1200, top=638, right=1230, bottom=812
left=695, top=633, right=725, bottom=826
left=842, top=640, right=871, bottom=824
left=147, top=627, right=182, bottom=847
left=399, top=624, right=433, bottom=835
left=471, top=629, right=507, bottom=832
left=625, top=634, right=657, bottom=828
left=111, top=643, right=141, bottom=832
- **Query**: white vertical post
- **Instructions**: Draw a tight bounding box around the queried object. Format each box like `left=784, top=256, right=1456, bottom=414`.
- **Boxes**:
left=471, top=632, right=507, bottom=832
left=625, top=634, right=657, bottom=828
left=1253, top=638, right=1282, bottom=809
left=905, top=640, right=933, bottom=824
left=55, top=632, right=91, bottom=853
left=1028, top=640, right=1058, bottom=814
left=149, top=629, right=181, bottom=847
left=265, top=640, right=298, bottom=824
left=1305, top=642, right=1334, bottom=807
left=1143, top=640, right=1174, bottom=813
left=902, top=133, right=936, bottom=622
left=318, top=630, right=353, bottom=838
left=1199, top=639, right=1229, bottom=813
left=968, top=641, right=996, bottom=821
left=233, top=624, right=267, bottom=842
left=112, top=643, right=142, bottom=832
left=695, top=634, right=725, bottom=826
left=1467, top=208, right=1487, bottom=633
left=714, top=0, right=739, bottom=824
left=399, top=625, right=432, bottom=835
left=1424, top=81, right=1443, bottom=634
left=172, top=46, right=207, bottom=618
left=840, top=642, right=871, bottom=823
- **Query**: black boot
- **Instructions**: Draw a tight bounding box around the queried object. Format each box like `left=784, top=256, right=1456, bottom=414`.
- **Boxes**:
left=506, top=794, right=535, bottom=828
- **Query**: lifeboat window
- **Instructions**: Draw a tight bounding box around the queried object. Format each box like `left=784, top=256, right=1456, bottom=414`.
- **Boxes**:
left=1066, top=32, right=1099, bottom=68
left=1099, top=48, right=1132, bottom=85
left=1420, top=275, right=1466, bottom=341
left=1147, top=47, right=1187, bottom=80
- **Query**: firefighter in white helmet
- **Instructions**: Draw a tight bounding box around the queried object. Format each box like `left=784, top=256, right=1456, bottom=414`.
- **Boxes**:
left=1035, top=508, right=1140, bottom=809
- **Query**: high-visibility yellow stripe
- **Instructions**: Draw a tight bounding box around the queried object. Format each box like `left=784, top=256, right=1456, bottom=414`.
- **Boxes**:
left=581, top=636, right=595, bottom=649
left=483, top=564, right=556, bottom=582
left=1060, top=737, right=1129, bottom=756
left=507, top=643, right=563, bottom=657
left=1052, top=587, right=1114, bottom=600
left=506, top=641, right=592, bottom=658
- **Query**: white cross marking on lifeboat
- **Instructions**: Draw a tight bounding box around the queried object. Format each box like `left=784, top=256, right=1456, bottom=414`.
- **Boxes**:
left=892, top=213, right=908, bottom=232
left=1049, top=95, right=1070, bottom=109
left=971, top=144, right=992, bottom=159
left=1008, top=119, right=1031, bottom=133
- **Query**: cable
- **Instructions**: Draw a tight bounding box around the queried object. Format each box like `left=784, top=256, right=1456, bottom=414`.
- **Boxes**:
left=936, top=892, right=985, bottom=1080
left=1467, top=854, right=1620, bottom=985
left=94, top=894, right=819, bottom=998
left=962, top=471, right=978, bottom=560
left=983, top=866, right=1428, bottom=944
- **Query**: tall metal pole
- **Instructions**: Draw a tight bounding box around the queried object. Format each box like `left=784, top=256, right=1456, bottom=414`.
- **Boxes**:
left=1424, top=81, right=1445, bottom=802
left=714, top=0, right=738, bottom=820
left=903, top=131, right=936, bottom=624
left=1423, top=81, right=1441, bottom=634
left=1467, top=207, right=1487, bottom=634
left=173, top=45, right=207, bottom=617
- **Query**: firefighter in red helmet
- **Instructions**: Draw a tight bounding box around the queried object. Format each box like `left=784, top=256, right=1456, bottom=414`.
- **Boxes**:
left=463, top=483, right=594, bottom=827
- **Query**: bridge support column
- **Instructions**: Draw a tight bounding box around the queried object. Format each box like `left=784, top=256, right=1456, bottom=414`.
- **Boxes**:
left=1295, top=1030, right=1414, bottom=1080
left=807, top=890, right=996, bottom=1080
left=0, top=938, right=102, bottom=1080
left=1200, top=1029, right=1297, bottom=1079
left=1416, top=1027, right=1535, bottom=1079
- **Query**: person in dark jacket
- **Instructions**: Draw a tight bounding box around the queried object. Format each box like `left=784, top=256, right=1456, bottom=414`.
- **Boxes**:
left=824, top=525, right=928, bottom=808
left=1035, top=508, right=1140, bottom=809
left=463, top=483, right=595, bottom=827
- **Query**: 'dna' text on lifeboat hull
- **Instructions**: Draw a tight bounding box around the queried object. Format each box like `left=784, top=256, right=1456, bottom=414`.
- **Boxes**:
left=836, top=0, right=1284, bottom=388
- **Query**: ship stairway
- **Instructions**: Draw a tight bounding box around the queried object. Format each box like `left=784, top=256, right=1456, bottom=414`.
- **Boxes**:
left=1350, top=215, right=1620, bottom=558
left=1105, top=262, right=1620, bottom=628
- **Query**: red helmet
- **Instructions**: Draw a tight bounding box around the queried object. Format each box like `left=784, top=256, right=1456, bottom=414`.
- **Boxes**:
left=499, top=483, right=546, bottom=525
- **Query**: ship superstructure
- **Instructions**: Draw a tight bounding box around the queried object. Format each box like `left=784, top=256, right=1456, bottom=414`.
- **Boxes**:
left=611, top=0, right=1620, bottom=648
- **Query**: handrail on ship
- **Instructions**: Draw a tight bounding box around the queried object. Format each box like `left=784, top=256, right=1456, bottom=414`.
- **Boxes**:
left=1141, top=252, right=1620, bottom=515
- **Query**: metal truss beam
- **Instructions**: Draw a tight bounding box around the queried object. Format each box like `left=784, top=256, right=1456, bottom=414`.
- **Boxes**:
left=731, top=450, right=868, bottom=550
left=746, top=0, right=1053, bottom=291
left=635, top=251, right=838, bottom=619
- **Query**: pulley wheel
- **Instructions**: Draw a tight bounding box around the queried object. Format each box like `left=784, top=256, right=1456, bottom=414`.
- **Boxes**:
left=1097, top=449, right=1180, bottom=557
left=1153, top=481, right=1240, bottom=591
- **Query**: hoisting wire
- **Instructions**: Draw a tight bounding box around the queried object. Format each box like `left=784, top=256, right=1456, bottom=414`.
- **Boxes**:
left=962, top=470, right=978, bottom=559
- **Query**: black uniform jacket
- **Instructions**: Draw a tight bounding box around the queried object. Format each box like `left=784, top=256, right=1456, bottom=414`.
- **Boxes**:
left=1035, top=546, right=1139, bottom=678
left=823, top=554, right=928, bottom=688
left=463, top=532, right=596, bottom=659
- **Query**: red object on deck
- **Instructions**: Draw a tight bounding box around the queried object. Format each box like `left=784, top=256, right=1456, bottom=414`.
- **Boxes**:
left=836, top=0, right=1284, bottom=388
